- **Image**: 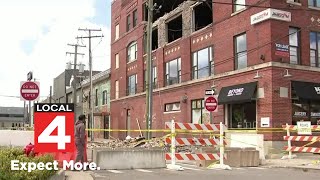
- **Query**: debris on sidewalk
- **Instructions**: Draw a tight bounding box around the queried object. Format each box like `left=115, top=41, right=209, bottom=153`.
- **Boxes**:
left=86, top=136, right=194, bottom=153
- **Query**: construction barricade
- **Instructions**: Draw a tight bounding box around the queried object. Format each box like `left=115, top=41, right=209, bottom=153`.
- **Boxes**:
left=282, top=123, right=320, bottom=159
left=164, top=120, right=231, bottom=170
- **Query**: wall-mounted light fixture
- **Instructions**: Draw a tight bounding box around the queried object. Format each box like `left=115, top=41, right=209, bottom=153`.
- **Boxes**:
left=253, top=71, right=262, bottom=79
left=283, top=69, right=292, bottom=78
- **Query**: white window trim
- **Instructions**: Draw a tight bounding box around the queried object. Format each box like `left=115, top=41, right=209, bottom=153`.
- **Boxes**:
left=115, top=81, right=119, bottom=99
left=231, top=7, right=247, bottom=16
left=115, top=24, right=120, bottom=40
left=115, top=53, right=119, bottom=69
left=308, top=6, right=320, bottom=11
left=127, top=42, right=137, bottom=63
left=163, top=111, right=181, bottom=114
left=286, top=0, right=302, bottom=6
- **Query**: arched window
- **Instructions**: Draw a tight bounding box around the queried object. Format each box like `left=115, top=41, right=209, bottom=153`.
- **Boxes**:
left=127, top=41, right=137, bottom=62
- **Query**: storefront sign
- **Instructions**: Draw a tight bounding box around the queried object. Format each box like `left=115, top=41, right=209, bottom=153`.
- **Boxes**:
left=315, top=87, right=320, bottom=94
left=297, top=121, right=312, bottom=135
left=261, top=117, right=270, bottom=128
left=251, top=8, right=291, bottom=25
left=294, top=112, right=307, bottom=117
left=227, top=88, right=244, bottom=97
left=311, top=112, right=320, bottom=117
left=275, top=43, right=289, bottom=57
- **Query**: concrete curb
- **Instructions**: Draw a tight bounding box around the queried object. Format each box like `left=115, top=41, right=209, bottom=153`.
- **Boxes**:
left=262, top=165, right=320, bottom=172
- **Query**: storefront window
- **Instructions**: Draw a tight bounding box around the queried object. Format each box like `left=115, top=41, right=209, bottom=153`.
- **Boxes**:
left=310, top=103, right=320, bottom=125
left=191, top=99, right=210, bottom=124
left=293, top=101, right=320, bottom=125
left=291, top=82, right=320, bottom=125
left=228, top=102, right=256, bottom=129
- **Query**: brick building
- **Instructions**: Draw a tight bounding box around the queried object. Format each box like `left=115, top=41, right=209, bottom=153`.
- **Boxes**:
left=110, top=0, right=320, bottom=145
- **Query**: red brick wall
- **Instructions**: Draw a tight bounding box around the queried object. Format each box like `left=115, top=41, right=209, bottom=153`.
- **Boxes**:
left=110, top=0, right=320, bottom=140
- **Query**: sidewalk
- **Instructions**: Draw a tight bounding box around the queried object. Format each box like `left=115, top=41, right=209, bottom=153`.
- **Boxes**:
left=262, top=154, right=320, bottom=170
left=65, top=171, right=93, bottom=180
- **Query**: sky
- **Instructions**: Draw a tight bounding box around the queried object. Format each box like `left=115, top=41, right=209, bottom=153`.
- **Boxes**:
left=0, top=0, right=112, bottom=107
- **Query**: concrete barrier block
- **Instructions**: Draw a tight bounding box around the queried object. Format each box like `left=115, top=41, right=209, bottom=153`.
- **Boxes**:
left=93, top=148, right=166, bottom=170
left=224, top=148, right=242, bottom=167
left=240, top=149, right=259, bottom=167
left=195, top=147, right=219, bottom=167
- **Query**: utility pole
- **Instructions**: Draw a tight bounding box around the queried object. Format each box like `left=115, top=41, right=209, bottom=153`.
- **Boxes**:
left=66, top=44, right=85, bottom=122
left=145, top=0, right=154, bottom=139
left=77, top=28, right=103, bottom=142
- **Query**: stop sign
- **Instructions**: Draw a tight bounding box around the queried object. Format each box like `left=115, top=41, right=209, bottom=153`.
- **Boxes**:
left=205, top=96, right=218, bottom=112
left=20, top=81, right=40, bottom=101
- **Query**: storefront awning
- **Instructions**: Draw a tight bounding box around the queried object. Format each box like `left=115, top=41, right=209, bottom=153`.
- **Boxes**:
left=292, top=81, right=320, bottom=101
left=218, top=82, right=257, bottom=105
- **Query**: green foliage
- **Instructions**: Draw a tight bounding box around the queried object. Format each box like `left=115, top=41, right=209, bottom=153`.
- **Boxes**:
left=0, top=147, right=57, bottom=180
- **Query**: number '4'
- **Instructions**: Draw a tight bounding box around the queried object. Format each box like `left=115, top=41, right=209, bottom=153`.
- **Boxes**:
left=38, top=116, right=71, bottom=150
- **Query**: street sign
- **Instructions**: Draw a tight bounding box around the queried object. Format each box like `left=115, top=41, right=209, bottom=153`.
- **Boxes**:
left=205, top=89, right=215, bottom=96
left=297, top=121, right=312, bottom=135
left=205, top=96, right=218, bottom=112
left=20, top=81, right=40, bottom=101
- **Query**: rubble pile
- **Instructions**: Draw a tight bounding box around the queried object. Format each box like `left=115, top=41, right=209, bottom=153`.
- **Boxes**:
left=87, top=136, right=164, bottom=149
left=87, top=136, right=195, bottom=153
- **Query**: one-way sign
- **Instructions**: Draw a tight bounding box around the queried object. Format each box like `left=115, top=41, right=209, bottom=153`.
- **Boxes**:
left=205, top=89, right=215, bottom=96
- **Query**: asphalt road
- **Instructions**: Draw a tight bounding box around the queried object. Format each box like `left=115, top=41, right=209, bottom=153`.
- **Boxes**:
left=90, top=163, right=319, bottom=180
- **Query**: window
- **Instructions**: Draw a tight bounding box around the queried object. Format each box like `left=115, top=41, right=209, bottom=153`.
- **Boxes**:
left=309, top=0, right=320, bottom=7
left=144, top=67, right=157, bottom=91
left=133, top=9, right=138, bottom=27
left=191, top=99, right=210, bottom=124
left=289, top=27, right=300, bottom=64
left=102, top=90, right=107, bottom=105
left=127, top=41, right=137, bottom=62
left=165, top=102, right=180, bottom=112
left=165, top=58, right=181, bottom=86
left=115, top=24, right=119, bottom=40
left=192, top=47, right=213, bottom=79
left=77, top=95, right=80, bottom=103
left=115, top=53, right=119, bottom=69
left=288, top=0, right=301, bottom=3
left=127, top=74, right=137, bottom=95
left=95, top=89, right=98, bottom=106
left=126, top=14, right=131, bottom=32
left=234, top=0, right=246, bottom=12
left=292, top=85, right=320, bottom=125
left=310, top=32, right=320, bottom=67
left=115, top=80, right=119, bottom=99
left=228, top=102, right=256, bottom=129
left=234, top=33, right=247, bottom=70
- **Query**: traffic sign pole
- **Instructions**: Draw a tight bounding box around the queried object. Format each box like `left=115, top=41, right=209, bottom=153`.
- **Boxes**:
left=205, top=89, right=217, bottom=124
left=20, top=80, right=40, bottom=127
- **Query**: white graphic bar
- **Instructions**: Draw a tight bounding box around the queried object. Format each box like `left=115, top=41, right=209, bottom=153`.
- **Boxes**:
left=22, top=89, right=38, bottom=93
left=206, top=103, right=217, bottom=106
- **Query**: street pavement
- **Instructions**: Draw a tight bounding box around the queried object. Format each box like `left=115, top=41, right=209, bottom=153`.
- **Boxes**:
left=88, top=163, right=320, bottom=180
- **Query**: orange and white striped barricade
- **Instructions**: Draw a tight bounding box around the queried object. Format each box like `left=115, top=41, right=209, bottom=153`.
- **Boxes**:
left=165, top=120, right=231, bottom=170
left=282, top=123, right=320, bottom=159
